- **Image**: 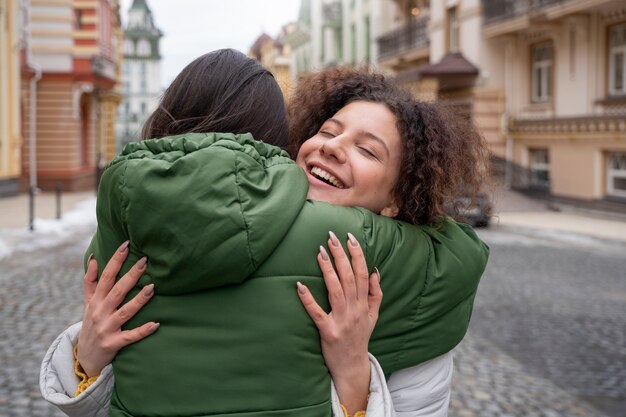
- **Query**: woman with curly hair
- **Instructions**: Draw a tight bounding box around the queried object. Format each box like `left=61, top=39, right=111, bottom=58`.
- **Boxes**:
left=41, top=51, right=488, bottom=417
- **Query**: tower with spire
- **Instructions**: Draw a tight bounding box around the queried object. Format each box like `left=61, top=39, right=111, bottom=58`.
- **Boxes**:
left=116, top=0, right=163, bottom=148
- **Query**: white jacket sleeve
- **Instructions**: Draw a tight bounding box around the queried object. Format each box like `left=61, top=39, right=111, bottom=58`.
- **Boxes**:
left=331, top=353, right=396, bottom=417
left=39, top=322, right=114, bottom=417
left=330, top=352, right=452, bottom=417
left=388, top=352, right=453, bottom=417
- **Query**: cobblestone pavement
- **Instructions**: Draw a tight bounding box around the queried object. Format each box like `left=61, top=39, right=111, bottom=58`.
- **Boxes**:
left=0, top=232, right=89, bottom=417
left=0, top=226, right=624, bottom=416
left=448, top=227, right=626, bottom=417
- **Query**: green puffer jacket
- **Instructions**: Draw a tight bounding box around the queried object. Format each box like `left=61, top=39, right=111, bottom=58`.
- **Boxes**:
left=87, top=132, right=488, bottom=417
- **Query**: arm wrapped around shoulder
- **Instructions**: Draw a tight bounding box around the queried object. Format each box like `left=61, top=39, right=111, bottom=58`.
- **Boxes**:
left=364, top=215, right=489, bottom=374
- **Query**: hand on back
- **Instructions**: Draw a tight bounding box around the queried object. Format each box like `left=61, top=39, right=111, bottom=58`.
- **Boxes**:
left=297, top=232, right=382, bottom=415
left=77, top=241, right=159, bottom=377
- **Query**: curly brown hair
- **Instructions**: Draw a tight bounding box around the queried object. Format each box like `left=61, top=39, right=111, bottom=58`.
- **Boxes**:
left=288, top=67, right=489, bottom=225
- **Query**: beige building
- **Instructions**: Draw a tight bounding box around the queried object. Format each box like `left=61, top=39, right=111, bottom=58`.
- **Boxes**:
left=286, top=0, right=399, bottom=77
left=0, top=0, right=24, bottom=197
left=377, top=0, right=626, bottom=211
left=22, top=0, right=122, bottom=191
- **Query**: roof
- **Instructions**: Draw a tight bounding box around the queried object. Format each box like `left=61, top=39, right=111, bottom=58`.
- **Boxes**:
left=249, top=33, right=273, bottom=60
left=418, top=52, right=479, bottom=76
left=130, top=0, right=149, bottom=11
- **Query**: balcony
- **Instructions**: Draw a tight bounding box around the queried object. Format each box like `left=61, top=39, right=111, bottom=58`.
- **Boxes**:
left=510, top=115, right=626, bottom=135
left=482, top=0, right=570, bottom=24
left=377, top=16, right=429, bottom=61
left=323, top=1, right=342, bottom=28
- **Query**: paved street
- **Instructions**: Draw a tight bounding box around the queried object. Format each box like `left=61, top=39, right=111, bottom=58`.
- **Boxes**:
left=0, top=224, right=624, bottom=416
left=449, top=228, right=626, bottom=417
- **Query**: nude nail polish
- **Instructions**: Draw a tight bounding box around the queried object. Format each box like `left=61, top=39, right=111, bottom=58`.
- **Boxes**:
left=319, top=245, right=329, bottom=261
left=347, top=232, right=359, bottom=247
left=136, top=257, right=147, bottom=270
left=118, top=240, right=130, bottom=253
left=328, top=231, right=339, bottom=247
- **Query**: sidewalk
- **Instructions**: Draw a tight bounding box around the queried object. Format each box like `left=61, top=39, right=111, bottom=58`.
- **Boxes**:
left=0, top=190, right=94, bottom=230
left=491, top=187, right=626, bottom=243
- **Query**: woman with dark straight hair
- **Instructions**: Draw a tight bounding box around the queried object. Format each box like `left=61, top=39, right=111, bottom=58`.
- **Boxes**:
left=40, top=50, right=488, bottom=417
left=142, top=48, right=288, bottom=147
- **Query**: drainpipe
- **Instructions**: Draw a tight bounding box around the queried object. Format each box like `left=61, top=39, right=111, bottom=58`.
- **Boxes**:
left=26, top=0, right=41, bottom=231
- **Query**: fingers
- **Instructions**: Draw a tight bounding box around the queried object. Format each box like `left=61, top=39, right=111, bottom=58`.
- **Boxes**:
left=368, top=268, right=383, bottom=323
left=296, top=281, right=330, bottom=334
left=317, top=246, right=346, bottom=311
left=327, top=231, right=357, bottom=301
left=83, top=254, right=99, bottom=309
left=93, top=241, right=130, bottom=303
left=103, top=257, right=148, bottom=312
left=113, top=282, right=154, bottom=328
left=116, top=321, right=160, bottom=349
left=346, top=233, right=369, bottom=302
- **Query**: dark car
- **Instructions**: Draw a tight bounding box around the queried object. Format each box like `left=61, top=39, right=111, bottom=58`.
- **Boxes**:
left=449, top=192, right=492, bottom=228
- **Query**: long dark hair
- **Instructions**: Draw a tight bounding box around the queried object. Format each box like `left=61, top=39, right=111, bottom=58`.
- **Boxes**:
left=288, top=68, right=489, bottom=225
left=142, top=49, right=288, bottom=148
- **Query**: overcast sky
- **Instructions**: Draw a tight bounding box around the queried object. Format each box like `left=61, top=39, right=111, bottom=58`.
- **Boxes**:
left=120, top=0, right=301, bottom=87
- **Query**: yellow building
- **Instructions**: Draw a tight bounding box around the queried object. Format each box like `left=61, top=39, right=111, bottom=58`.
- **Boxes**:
left=249, top=28, right=294, bottom=101
left=0, top=0, right=23, bottom=197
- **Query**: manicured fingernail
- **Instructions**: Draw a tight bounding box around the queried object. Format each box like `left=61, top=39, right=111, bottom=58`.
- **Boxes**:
left=297, top=281, right=307, bottom=295
left=87, top=253, right=94, bottom=263
left=143, top=283, right=154, bottom=297
left=319, top=246, right=329, bottom=261
left=374, top=267, right=381, bottom=282
left=347, top=232, right=359, bottom=247
left=150, top=322, right=160, bottom=332
left=328, top=231, right=339, bottom=247
left=118, top=240, right=130, bottom=253
left=136, top=256, right=147, bottom=270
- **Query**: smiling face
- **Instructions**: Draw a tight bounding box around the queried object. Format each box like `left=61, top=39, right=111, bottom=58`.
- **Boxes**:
left=295, top=100, right=403, bottom=216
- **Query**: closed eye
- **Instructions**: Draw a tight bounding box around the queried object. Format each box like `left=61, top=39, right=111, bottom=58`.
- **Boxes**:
left=358, top=146, right=380, bottom=160
left=320, top=130, right=337, bottom=137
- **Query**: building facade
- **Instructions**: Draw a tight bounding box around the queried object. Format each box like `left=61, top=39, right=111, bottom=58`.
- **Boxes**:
left=483, top=0, right=626, bottom=209
left=0, top=0, right=25, bottom=197
left=116, top=0, right=162, bottom=148
left=286, top=0, right=397, bottom=77
left=249, top=26, right=294, bottom=101
left=375, top=0, right=626, bottom=211
left=21, top=0, right=122, bottom=191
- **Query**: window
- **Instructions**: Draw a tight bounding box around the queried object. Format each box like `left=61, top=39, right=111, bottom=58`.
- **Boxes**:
left=447, top=7, right=459, bottom=53
left=140, top=79, right=147, bottom=94
left=141, top=102, right=147, bottom=115
left=123, top=40, right=134, bottom=55
left=531, top=42, right=553, bottom=103
left=123, top=61, right=130, bottom=75
left=137, top=39, right=151, bottom=56
left=607, top=152, right=626, bottom=198
left=140, top=62, right=147, bottom=75
left=529, top=148, right=550, bottom=189
left=74, top=10, right=83, bottom=30
left=609, top=23, right=626, bottom=96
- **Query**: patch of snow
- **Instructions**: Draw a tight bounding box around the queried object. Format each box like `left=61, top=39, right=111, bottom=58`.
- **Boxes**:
left=0, top=198, right=96, bottom=261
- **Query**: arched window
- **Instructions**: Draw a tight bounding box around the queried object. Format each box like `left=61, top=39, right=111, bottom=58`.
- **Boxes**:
left=137, top=39, right=151, bottom=56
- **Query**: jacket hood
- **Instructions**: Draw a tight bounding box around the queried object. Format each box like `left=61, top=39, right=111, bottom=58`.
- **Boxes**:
left=97, top=132, right=308, bottom=294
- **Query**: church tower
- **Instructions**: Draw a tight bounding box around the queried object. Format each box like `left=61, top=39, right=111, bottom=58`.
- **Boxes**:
left=117, top=0, right=163, bottom=148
